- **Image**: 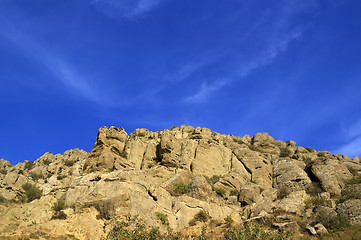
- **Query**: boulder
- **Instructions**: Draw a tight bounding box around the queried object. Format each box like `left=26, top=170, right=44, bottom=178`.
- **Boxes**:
left=311, top=159, right=353, bottom=196
left=336, top=199, right=361, bottom=225
left=273, top=158, right=311, bottom=191
left=187, top=175, right=212, bottom=201
left=277, top=190, right=308, bottom=214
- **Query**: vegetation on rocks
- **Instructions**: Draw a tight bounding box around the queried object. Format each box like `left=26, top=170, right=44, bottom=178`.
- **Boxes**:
left=21, top=183, right=42, bottom=202
left=172, top=182, right=188, bottom=196
left=0, top=125, right=361, bottom=239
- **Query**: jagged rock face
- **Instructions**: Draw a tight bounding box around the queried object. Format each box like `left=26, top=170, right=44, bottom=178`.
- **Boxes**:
left=273, top=158, right=312, bottom=191
left=0, top=125, right=361, bottom=239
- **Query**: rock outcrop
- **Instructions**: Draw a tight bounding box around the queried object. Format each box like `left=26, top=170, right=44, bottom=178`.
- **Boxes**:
left=0, top=125, right=360, bottom=239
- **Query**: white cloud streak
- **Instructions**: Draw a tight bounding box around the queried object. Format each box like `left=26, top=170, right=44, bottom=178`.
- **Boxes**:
left=335, top=136, right=361, bottom=158
left=91, top=0, right=164, bottom=19
left=0, top=28, right=104, bottom=104
left=335, top=119, right=361, bottom=157
left=185, top=80, right=227, bottom=103
left=184, top=0, right=306, bottom=104
left=184, top=30, right=302, bottom=104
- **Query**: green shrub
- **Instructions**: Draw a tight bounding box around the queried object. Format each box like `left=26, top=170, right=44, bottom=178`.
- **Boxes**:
left=306, top=182, right=324, bottom=196
left=0, top=169, right=7, bottom=175
left=338, top=187, right=361, bottom=203
left=107, top=220, right=183, bottom=239
left=24, top=161, right=34, bottom=170
left=224, top=215, right=234, bottom=227
left=279, top=148, right=291, bottom=157
left=224, top=221, right=293, bottom=240
left=52, top=199, right=67, bottom=212
left=316, top=210, right=349, bottom=231
left=64, top=160, right=75, bottom=167
left=229, top=190, right=238, bottom=196
left=30, top=172, right=44, bottom=181
left=57, top=175, right=66, bottom=180
left=120, top=151, right=128, bottom=159
left=305, top=147, right=314, bottom=153
left=0, top=195, right=5, bottom=203
left=248, top=145, right=261, bottom=152
left=172, top=182, right=187, bottom=196
left=208, top=175, right=221, bottom=184
left=22, top=183, right=42, bottom=202
left=155, top=212, right=169, bottom=226
left=233, top=138, right=245, bottom=145
left=138, top=132, right=146, bottom=137
left=307, top=195, right=326, bottom=206
left=18, top=170, right=24, bottom=174
left=216, top=188, right=226, bottom=198
left=189, top=210, right=209, bottom=226
left=43, top=159, right=51, bottom=165
left=170, top=125, right=178, bottom=130
left=346, top=174, right=361, bottom=185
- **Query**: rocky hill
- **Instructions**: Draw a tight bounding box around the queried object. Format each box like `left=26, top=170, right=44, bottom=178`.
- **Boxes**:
left=0, top=125, right=361, bottom=239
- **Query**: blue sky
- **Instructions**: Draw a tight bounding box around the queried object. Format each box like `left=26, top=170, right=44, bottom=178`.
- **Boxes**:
left=1, top=0, right=361, bottom=165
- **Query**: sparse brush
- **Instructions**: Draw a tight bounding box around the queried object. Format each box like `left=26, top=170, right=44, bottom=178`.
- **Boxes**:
left=155, top=212, right=169, bottom=226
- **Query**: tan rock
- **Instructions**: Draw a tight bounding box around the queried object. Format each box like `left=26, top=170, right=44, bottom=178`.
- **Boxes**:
left=311, top=159, right=353, bottom=196
left=273, top=158, right=311, bottom=191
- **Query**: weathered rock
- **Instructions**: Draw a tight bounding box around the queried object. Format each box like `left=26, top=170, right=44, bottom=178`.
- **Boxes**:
left=336, top=199, right=361, bottom=225
left=187, top=175, right=212, bottom=201
left=277, top=190, right=308, bottom=214
left=192, top=142, right=232, bottom=177
left=314, top=223, right=328, bottom=235
left=238, top=183, right=261, bottom=206
left=1, top=125, right=361, bottom=239
left=273, top=158, right=311, bottom=191
left=311, top=159, right=353, bottom=196
left=84, top=126, right=129, bottom=171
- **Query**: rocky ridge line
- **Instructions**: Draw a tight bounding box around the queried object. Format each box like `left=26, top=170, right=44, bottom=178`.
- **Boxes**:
left=0, top=125, right=360, bottom=239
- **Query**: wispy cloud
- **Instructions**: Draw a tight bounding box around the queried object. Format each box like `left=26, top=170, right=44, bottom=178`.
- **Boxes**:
left=184, top=1, right=307, bottom=104
left=185, top=80, right=227, bottom=103
left=0, top=27, right=104, bottom=104
left=91, top=0, right=164, bottom=19
left=335, top=136, right=361, bottom=158
left=335, top=119, right=361, bottom=157
left=185, top=30, right=302, bottom=104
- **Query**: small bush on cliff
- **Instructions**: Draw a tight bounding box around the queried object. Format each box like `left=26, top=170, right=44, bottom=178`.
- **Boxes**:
left=346, top=174, right=361, bottom=185
left=229, top=190, right=238, bottom=196
left=306, top=182, right=323, bottom=196
left=172, top=182, right=187, bottom=196
left=216, top=188, right=226, bottom=198
left=52, top=199, right=67, bottom=212
left=155, top=212, right=169, bottom=226
left=224, top=221, right=293, bottom=240
left=43, top=159, right=51, bottom=165
left=279, top=148, right=291, bottom=157
left=0, top=169, right=7, bottom=175
left=64, top=160, right=75, bottom=167
left=120, top=151, right=128, bottom=159
left=204, top=175, right=220, bottom=184
left=57, top=175, right=66, bottom=180
left=189, top=210, right=209, bottom=226
left=30, top=172, right=44, bottom=181
left=22, top=183, right=42, bottom=202
left=233, top=138, right=245, bottom=145
left=24, top=161, right=34, bottom=170
left=316, top=210, right=349, bottom=231
left=307, top=195, right=326, bottom=206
